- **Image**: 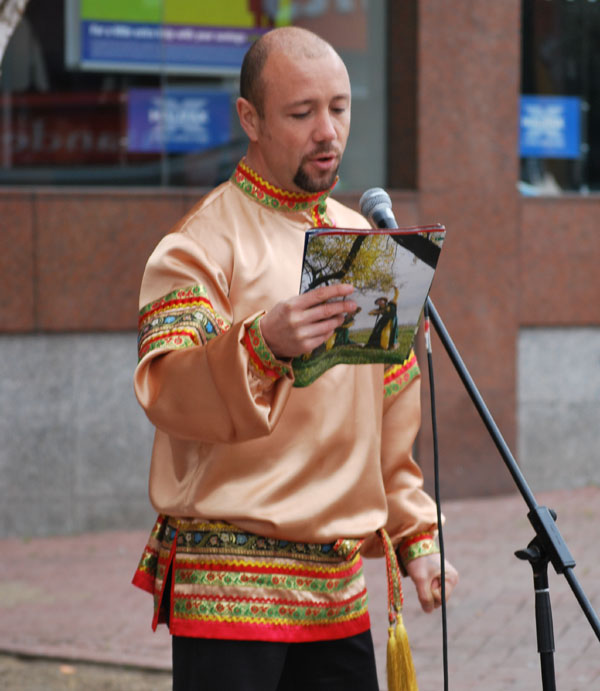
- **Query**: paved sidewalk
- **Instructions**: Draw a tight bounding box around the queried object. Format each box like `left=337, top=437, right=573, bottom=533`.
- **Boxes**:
left=1, top=487, right=599, bottom=690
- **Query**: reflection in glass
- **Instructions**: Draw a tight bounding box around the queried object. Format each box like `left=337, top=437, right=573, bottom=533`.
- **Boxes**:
left=520, top=0, right=600, bottom=195
left=0, top=0, right=386, bottom=190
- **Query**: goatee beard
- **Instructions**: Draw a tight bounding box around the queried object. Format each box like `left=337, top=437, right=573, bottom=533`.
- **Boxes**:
left=293, top=163, right=339, bottom=193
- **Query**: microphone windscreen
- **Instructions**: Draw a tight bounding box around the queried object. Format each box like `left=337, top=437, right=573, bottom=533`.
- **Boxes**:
left=359, top=187, right=392, bottom=221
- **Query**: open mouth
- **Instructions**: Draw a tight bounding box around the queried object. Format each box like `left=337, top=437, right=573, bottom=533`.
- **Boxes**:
left=309, top=153, right=337, bottom=171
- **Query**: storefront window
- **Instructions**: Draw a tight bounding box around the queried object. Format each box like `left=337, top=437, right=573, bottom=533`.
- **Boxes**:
left=520, top=0, right=600, bottom=194
left=0, top=0, right=385, bottom=190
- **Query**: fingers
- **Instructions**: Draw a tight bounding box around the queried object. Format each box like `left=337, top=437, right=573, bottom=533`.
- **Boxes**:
left=277, top=291, right=356, bottom=342
left=417, top=584, right=436, bottom=613
left=296, top=313, right=344, bottom=340
left=298, top=283, right=355, bottom=309
left=416, top=576, right=442, bottom=613
left=427, top=563, right=459, bottom=611
left=260, top=285, right=357, bottom=359
left=299, top=284, right=356, bottom=330
left=413, top=561, right=459, bottom=614
left=303, top=297, right=356, bottom=327
left=431, top=577, right=443, bottom=608
left=276, top=284, right=357, bottom=331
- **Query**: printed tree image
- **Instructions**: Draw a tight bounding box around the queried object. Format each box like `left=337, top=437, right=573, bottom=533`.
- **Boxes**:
left=302, top=233, right=401, bottom=296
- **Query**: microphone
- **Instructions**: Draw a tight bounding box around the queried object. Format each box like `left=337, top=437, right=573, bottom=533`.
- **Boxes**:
left=359, top=187, right=398, bottom=229
left=359, top=187, right=440, bottom=269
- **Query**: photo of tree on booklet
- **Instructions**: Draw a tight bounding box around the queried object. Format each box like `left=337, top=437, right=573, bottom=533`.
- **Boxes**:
left=291, top=224, right=446, bottom=387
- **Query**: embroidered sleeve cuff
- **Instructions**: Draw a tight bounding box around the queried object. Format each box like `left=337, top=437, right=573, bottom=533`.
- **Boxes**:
left=243, top=315, right=291, bottom=382
left=383, top=350, right=420, bottom=399
left=397, top=532, right=439, bottom=568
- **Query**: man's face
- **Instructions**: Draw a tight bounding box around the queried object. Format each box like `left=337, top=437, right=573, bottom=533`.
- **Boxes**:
left=251, top=49, right=351, bottom=194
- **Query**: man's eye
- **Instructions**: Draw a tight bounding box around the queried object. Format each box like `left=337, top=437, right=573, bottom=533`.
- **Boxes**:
left=291, top=112, right=310, bottom=119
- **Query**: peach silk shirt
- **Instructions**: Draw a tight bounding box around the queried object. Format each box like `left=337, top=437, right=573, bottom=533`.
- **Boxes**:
left=133, top=164, right=438, bottom=558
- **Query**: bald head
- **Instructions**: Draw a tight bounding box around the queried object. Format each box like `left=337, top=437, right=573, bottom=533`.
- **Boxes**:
left=236, top=27, right=351, bottom=194
left=240, top=27, right=339, bottom=117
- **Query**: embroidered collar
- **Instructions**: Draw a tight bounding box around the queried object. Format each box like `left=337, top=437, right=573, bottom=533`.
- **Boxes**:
left=230, top=159, right=336, bottom=228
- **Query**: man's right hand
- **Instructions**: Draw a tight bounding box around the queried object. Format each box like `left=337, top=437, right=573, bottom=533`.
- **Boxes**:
left=260, top=284, right=357, bottom=360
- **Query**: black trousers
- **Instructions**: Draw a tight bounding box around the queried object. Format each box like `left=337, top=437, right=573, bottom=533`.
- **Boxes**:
left=171, top=631, right=380, bottom=691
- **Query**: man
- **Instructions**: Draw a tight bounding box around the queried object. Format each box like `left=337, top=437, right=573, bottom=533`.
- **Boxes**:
left=133, top=26, right=458, bottom=691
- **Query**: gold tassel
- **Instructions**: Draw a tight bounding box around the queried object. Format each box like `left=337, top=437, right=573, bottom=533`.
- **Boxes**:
left=380, top=527, right=419, bottom=690
left=388, top=613, right=419, bottom=691
left=387, top=623, right=401, bottom=691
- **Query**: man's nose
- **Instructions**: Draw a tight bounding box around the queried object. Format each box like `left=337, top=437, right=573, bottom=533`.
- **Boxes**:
left=313, top=110, right=337, bottom=142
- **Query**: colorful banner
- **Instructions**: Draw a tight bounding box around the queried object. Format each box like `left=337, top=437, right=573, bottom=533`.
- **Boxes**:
left=77, top=0, right=290, bottom=74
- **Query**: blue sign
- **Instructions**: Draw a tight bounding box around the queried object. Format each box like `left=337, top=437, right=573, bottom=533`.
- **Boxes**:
left=519, top=95, right=581, bottom=159
left=127, top=89, right=231, bottom=153
left=81, top=21, right=263, bottom=74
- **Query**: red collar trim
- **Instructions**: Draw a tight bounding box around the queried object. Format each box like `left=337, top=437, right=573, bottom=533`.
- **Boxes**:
left=231, top=159, right=336, bottom=228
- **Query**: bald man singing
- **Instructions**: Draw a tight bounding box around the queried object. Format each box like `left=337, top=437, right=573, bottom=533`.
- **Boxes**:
left=133, top=26, right=457, bottom=691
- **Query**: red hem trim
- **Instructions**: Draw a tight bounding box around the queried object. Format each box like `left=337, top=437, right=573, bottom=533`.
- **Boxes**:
left=167, top=611, right=371, bottom=643
left=152, top=529, right=179, bottom=631
left=132, top=570, right=154, bottom=595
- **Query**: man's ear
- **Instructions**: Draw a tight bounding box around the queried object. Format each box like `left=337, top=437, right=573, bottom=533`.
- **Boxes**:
left=236, top=97, right=260, bottom=142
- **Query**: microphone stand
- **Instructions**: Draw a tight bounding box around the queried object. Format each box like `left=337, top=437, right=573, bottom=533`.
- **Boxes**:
left=425, top=297, right=600, bottom=690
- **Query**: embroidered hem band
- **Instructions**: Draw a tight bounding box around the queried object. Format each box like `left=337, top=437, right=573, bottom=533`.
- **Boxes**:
left=133, top=515, right=370, bottom=643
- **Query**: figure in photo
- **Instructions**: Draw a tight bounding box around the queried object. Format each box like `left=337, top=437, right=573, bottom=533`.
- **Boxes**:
left=334, top=305, right=362, bottom=346
left=367, top=286, right=400, bottom=350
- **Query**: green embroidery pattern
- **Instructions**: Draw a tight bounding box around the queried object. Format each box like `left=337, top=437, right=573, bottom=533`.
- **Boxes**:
left=398, top=534, right=439, bottom=565
left=231, top=160, right=334, bottom=228
left=138, top=285, right=230, bottom=361
left=175, top=563, right=362, bottom=595
left=244, top=317, right=290, bottom=381
left=172, top=590, right=368, bottom=627
left=383, top=352, right=420, bottom=398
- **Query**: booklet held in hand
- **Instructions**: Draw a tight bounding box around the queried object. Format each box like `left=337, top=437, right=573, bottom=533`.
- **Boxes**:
left=291, top=224, right=446, bottom=387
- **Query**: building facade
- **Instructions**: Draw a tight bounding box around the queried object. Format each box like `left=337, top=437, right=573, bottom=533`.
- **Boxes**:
left=1, top=0, right=599, bottom=537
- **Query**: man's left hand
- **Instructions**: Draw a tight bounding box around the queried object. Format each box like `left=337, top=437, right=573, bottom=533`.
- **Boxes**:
left=405, top=554, right=459, bottom=613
